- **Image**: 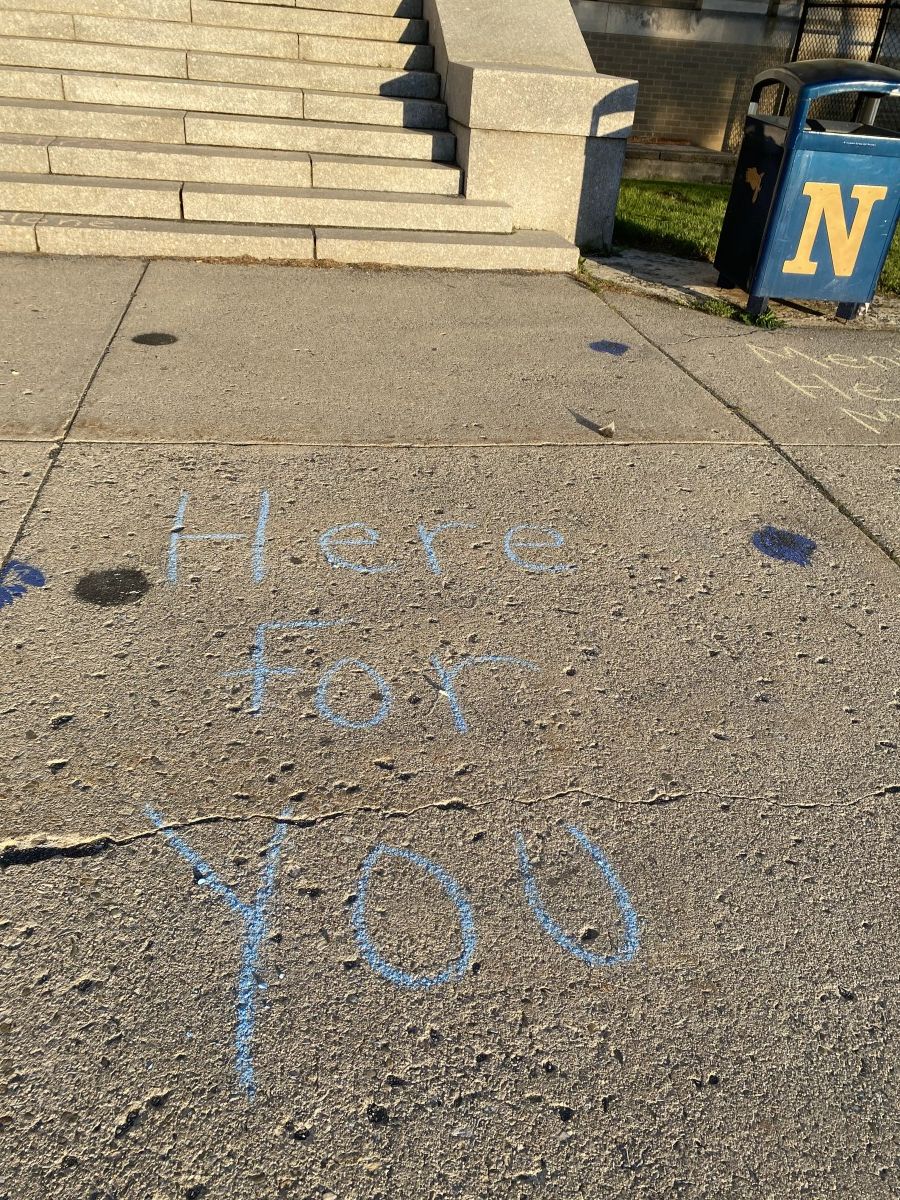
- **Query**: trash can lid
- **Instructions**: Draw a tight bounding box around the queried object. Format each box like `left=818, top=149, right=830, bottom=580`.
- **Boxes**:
left=755, top=57, right=900, bottom=100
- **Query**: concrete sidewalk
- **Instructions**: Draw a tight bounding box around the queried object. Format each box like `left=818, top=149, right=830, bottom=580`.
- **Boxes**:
left=1, top=256, right=898, bottom=1200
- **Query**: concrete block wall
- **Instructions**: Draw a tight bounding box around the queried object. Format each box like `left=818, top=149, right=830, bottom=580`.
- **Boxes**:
left=574, top=0, right=798, bottom=151
left=580, top=32, right=780, bottom=149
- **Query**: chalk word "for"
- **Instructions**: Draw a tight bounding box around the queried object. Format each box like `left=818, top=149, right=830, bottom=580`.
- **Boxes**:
left=146, top=810, right=639, bottom=1098
left=167, top=492, right=576, bottom=583
left=225, top=619, right=540, bottom=732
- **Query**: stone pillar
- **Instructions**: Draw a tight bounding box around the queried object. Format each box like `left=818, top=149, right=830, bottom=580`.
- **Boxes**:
left=423, top=0, right=637, bottom=249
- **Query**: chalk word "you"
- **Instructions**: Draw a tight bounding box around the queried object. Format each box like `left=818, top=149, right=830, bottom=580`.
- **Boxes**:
left=147, top=806, right=639, bottom=1098
left=167, top=492, right=577, bottom=582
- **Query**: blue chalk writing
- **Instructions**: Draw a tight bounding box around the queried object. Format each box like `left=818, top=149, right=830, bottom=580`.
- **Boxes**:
left=319, top=524, right=397, bottom=574
left=503, top=525, right=574, bottom=574
left=167, top=490, right=270, bottom=584
left=430, top=653, right=540, bottom=734
left=144, top=804, right=292, bottom=1098
left=0, top=559, right=46, bottom=610
left=224, top=619, right=347, bottom=714
left=352, top=845, right=477, bottom=989
left=416, top=521, right=476, bottom=575
left=516, top=825, right=639, bottom=967
left=751, top=526, right=817, bottom=567
left=315, top=657, right=393, bottom=730
left=589, top=340, right=629, bottom=356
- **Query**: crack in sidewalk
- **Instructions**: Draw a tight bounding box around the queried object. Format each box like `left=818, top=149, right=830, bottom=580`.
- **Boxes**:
left=1, top=260, right=150, bottom=573
left=2, top=784, right=896, bottom=870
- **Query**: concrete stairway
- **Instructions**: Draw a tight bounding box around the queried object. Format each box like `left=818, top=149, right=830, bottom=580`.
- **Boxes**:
left=0, top=0, right=579, bottom=268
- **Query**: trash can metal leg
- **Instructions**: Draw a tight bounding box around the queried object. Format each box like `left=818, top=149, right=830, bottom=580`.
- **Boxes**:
left=836, top=301, right=862, bottom=321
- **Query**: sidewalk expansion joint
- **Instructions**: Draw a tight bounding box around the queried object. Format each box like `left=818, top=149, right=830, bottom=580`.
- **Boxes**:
left=604, top=293, right=900, bottom=579
left=0, top=259, right=151, bottom=574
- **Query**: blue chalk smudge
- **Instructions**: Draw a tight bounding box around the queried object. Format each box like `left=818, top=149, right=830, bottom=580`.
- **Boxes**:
left=751, top=525, right=817, bottom=567
left=145, top=804, right=292, bottom=1099
left=589, top=340, right=629, bottom=357
left=352, top=844, right=477, bottom=989
left=0, top=559, right=46, bottom=610
left=516, top=824, right=639, bottom=967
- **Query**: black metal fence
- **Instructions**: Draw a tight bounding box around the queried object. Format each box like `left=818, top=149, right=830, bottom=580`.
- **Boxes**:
left=725, top=1, right=900, bottom=148
left=791, top=0, right=900, bottom=123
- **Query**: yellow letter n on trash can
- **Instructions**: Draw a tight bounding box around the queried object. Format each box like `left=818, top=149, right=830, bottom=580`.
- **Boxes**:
left=715, top=59, right=900, bottom=320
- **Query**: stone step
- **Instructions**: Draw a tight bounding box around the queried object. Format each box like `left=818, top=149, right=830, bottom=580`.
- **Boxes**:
left=258, top=0, right=423, bottom=17
left=0, top=37, right=440, bottom=100
left=3, top=10, right=77, bottom=38
left=190, top=0, right=427, bottom=45
left=0, top=132, right=462, bottom=193
left=0, top=171, right=509, bottom=231
left=71, top=15, right=301, bottom=59
left=5, top=132, right=313, bottom=186
left=0, top=96, right=188, bottom=141
left=0, top=14, right=434, bottom=70
left=3, top=212, right=577, bottom=272
left=19, top=71, right=449, bottom=128
left=0, top=0, right=192, bottom=19
left=310, top=152, right=459, bottom=195
left=317, top=227, right=579, bottom=271
left=181, top=180, right=511, bottom=232
left=186, top=111, right=454, bottom=160
left=303, top=89, right=444, bottom=128
left=0, top=99, right=457, bottom=161
left=0, top=169, right=181, bottom=217
left=0, top=35, right=188, bottom=77
left=186, top=50, right=440, bottom=101
left=295, top=34, right=432, bottom=72
left=65, top=15, right=434, bottom=70
left=0, top=65, right=65, bottom=100
left=0, top=131, right=52, bottom=172
left=82, top=16, right=434, bottom=71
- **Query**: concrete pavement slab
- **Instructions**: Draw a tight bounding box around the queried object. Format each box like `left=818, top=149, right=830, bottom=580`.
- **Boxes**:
left=0, top=441, right=50, bottom=551
left=605, top=290, right=900, bottom=447
left=71, top=262, right=754, bottom=447
left=0, top=442, right=898, bottom=1197
left=790, top=447, right=900, bottom=561
left=1, top=794, right=895, bottom=1199
left=0, top=253, right=145, bottom=439
left=2, top=441, right=897, bottom=837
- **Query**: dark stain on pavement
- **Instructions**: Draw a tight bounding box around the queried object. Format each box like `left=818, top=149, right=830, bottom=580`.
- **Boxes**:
left=131, top=332, right=178, bottom=346
left=74, top=567, right=152, bottom=607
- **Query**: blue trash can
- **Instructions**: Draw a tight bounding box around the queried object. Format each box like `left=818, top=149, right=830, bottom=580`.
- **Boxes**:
left=715, top=58, right=900, bottom=319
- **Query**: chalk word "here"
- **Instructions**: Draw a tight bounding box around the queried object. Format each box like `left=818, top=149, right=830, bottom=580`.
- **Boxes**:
left=167, top=492, right=577, bottom=582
